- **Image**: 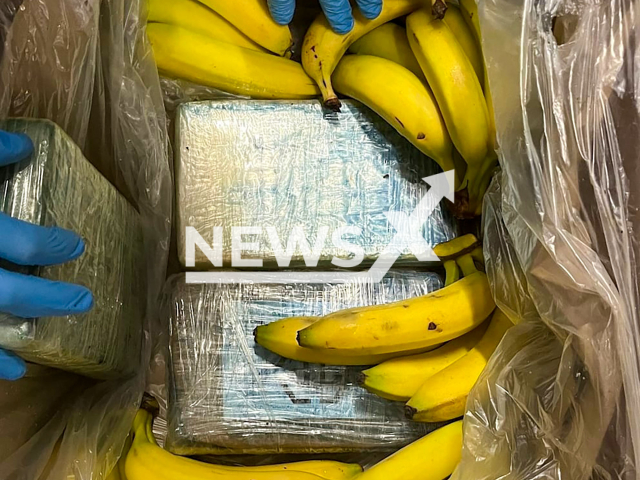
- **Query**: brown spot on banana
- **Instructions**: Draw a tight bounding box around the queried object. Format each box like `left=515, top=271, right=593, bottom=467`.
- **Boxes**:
left=395, top=117, right=405, bottom=128
left=417, top=132, right=426, bottom=140
left=428, top=322, right=437, bottom=330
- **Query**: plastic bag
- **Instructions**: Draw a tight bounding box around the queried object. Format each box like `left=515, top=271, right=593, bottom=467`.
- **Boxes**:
left=454, top=0, right=639, bottom=478
left=0, top=0, right=171, bottom=478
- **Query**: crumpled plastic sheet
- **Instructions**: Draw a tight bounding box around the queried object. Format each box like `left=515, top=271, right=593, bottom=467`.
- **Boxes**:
left=0, top=118, right=145, bottom=379
left=0, top=0, right=171, bottom=479
left=453, top=0, right=640, bottom=479
left=165, top=271, right=443, bottom=455
left=176, top=100, right=457, bottom=269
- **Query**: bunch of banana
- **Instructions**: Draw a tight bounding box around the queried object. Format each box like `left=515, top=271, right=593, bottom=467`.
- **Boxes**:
left=125, top=409, right=364, bottom=480
left=256, top=234, right=510, bottom=425
left=258, top=234, right=494, bottom=358
left=299, top=0, right=498, bottom=215
left=146, top=0, right=320, bottom=98
left=125, top=406, right=461, bottom=480
left=302, top=0, right=425, bottom=110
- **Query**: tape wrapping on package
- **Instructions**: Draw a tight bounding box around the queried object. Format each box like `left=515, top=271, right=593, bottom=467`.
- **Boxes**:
left=0, top=118, right=145, bottom=379
left=165, top=271, right=444, bottom=455
left=176, top=100, right=458, bottom=269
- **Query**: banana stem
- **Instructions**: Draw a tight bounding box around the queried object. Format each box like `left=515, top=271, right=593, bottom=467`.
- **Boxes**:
left=456, top=253, right=478, bottom=277
left=443, top=260, right=461, bottom=286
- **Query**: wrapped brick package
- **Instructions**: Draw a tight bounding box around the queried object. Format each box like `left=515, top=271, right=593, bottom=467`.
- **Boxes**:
left=176, top=100, right=457, bottom=269
left=165, top=271, right=443, bottom=455
left=0, top=119, right=145, bottom=379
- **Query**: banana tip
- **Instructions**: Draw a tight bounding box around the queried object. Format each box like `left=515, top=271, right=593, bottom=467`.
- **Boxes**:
left=432, top=0, right=448, bottom=19
left=404, top=405, right=418, bottom=419
left=357, top=372, right=367, bottom=387
left=324, top=97, right=342, bottom=112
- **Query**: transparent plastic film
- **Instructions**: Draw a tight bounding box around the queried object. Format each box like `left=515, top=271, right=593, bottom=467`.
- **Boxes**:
left=0, top=1, right=171, bottom=479
left=453, top=0, right=640, bottom=479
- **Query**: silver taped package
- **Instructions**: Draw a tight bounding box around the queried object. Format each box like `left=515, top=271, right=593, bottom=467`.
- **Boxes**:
left=165, top=271, right=443, bottom=455
left=176, top=100, right=457, bottom=269
left=0, top=119, right=144, bottom=379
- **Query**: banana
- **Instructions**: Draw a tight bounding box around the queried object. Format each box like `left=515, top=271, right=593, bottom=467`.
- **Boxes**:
left=147, top=0, right=265, bottom=52
left=443, top=260, right=460, bottom=286
left=332, top=55, right=456, bottom=176
left=359, top=320, right=489, bottom=401
left=460, top=0, right=498, bottom=210
left=406, top=308, right=512, bottom=422
left=356, top=421, right=463, bottom=480
left=196, top=0, right=293, bottom=56
left=255, top=316, right=439, bottom=365
left=433, top=233, right=479, bottom=260
left=147, top=24, right=319, bottom=99
left=302, top=0, right=424, bottom=110
left=297, top=271, right=496, bottom=355
left=126, top=410, right=363, bottom=480
left=107, top=434, right=131, bottom=480
left=348, top=23, right=425, bottom=81
left=441, top=4, right=484, bottom=86
left=407, top=8, right=490, bottom=176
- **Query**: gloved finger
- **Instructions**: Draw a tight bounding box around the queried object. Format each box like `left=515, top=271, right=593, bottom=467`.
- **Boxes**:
left=0, top=213, right=85, bottom=266
left=0, top=268, right=94, bottom=318
left=319, top=0, right=354, bottom=34
left=0, top=131, right=33, bottom=167
left=354, top=0, right=382, bottom=19
left=0, top=349, right=26, bottom=381
left=267, top=0, right=296, bottom=25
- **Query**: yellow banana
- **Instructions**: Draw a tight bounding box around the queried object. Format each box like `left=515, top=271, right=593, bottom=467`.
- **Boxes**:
left=348, top=23, right=425, bottom=81
left=433, top=233, right=479, bottom=260
left=147, top=0, right=265, bottom=52
left=442, top=4, right=484, bottom=86
left=255, top=316, right=439, bottom=365
left=359, top=320, right=489, bottom=401
left=297, top=271, right=496, bottom=355
left=407, top=8, right=490, bottom=176
left=443, top=259, right=460, bottom=286
left=459, top=0, right=499, bottom=161
left=356, top=421, right=463, bottom=480
left=302, top=0, right=424, bottom=110
left=126, top=410, right=363, bottom=480
left=196, top=0, right=293, bottom=56
left=406, top=308, right=512, bottom=422
left=147, top=24, right=319, bottom=99
left=332, top=55, right=456, bottom=176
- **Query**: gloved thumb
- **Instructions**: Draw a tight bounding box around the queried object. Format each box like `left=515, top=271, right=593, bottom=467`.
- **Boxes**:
left=0, top=131, right=33, bottom=167
left=0, top=348, right=26, bottom=381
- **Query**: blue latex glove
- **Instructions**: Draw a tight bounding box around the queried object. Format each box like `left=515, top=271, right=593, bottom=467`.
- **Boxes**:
left=0, top=130, right=94, bottom=381
left=268, top=0, right=382, bottom=34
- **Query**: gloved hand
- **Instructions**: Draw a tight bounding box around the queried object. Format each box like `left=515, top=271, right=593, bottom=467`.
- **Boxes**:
left=268, top=0, right=382, bottom=34
left=0, top=130, right=93, bottom=381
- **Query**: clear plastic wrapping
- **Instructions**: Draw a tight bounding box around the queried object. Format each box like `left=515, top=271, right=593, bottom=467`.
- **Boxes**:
left=0, top=118, right=144, bottom=379
left=165, top=271, right=443, bottom=455
left=176, top=100, right=457, bottom=269
left=453, top=0, right=640, bottom=478
left=0, top=0, right=171, bottom=479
